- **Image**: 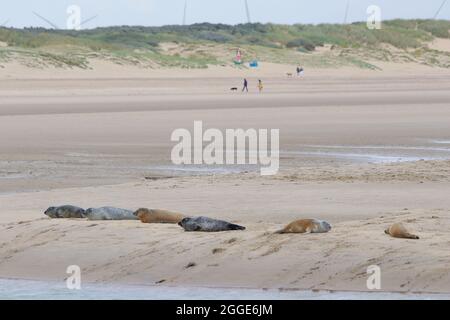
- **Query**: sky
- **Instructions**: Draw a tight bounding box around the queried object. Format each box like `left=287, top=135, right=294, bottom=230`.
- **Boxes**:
left=1, top=0, right=449, bottom=29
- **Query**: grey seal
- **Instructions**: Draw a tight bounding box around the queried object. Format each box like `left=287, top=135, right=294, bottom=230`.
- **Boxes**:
left=85, top=207, right=138, bottom=221
left=44, top=205, right=86, bottom=219
left=178, top=216, right=245, bottom=232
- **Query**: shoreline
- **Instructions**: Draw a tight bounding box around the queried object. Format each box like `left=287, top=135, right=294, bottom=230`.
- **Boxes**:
left=2, top=277, right=450, bottom=300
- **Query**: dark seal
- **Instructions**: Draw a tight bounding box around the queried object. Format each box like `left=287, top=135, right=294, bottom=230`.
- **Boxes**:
left=178, top=216, right=245, bottom=232
left=44, top=205, right=86, bottom=219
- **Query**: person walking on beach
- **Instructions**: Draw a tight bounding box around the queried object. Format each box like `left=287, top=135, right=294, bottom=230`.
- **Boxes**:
left=257, top=79, right=264, bottom=93
left=242, top=78, right=249, bottom=92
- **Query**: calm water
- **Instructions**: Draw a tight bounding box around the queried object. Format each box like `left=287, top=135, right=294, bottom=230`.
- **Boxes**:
left=142, top=143, right=450, bottom=176
left=146, top=164, right=258, bottom=176
left=287, top=143, right=450, bottom=164
left=1, top=279, right=449, bottom=300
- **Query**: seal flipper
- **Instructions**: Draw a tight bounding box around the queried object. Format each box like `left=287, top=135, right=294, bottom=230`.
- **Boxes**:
left=229, top=223, right=245, bottom=231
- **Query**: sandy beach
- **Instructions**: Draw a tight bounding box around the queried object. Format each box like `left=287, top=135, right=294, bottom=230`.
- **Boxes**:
left=1, top=62, right=450, bottom=295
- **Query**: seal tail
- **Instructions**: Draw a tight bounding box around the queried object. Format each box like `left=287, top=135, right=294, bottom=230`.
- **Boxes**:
left=274, top=229, right=285, bottom=234
left=229, top=223, right=246, bottom=231
left=406, top=233, right=420, bottom=240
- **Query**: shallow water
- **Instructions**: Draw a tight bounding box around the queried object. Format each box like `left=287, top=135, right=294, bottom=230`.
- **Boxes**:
left=2, top=142, right=450, bottom=194
left=146, top=164, right=259, bottom=176
left=1, top=279, right=449, bottom=300
left=430, top=140, right=450, bottom=145
left=144, top=144, right=450, bottom=173
left=142, top=143, right=450, bottom=176
left=287, top=143, right=450, bottom=164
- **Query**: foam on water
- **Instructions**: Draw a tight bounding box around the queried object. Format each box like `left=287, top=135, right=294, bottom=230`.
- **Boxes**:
left=299, top=144, right=450, bottom=152
left=286, top=144, right=450, bottom=164
left=286, top=151, right=438, bottom=164
left=430, top=140, right=450, bottom=145
left=1, top=279, right=449, bottom=300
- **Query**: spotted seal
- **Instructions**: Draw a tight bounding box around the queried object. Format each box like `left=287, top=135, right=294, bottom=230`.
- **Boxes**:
left=85, top=207, right=138, bottom=221
left=44, top=205, right=86, bottom=219
left=178, top=216, right=245, bottom=232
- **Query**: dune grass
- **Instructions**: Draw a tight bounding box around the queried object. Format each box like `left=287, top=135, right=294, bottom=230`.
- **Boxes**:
left=0, top=20, right=449, bottom=70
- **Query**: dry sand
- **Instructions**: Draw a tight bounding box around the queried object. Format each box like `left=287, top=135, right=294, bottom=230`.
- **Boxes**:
left=0, top=61, right=450, bottom=294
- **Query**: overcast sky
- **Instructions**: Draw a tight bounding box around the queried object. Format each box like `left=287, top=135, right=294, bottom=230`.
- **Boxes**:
left=1, top=0, right=449, bottom=29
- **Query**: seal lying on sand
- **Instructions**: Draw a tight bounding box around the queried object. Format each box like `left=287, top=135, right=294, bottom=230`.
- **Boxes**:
left=134, top=208, right=186, bottom=224
left=44, top=205, right=86, bottom=219
left=385, top=223, right=419, bottom=239
left=275, top=219, right=331, bottom=234
left=85, top=207, right=138, bottom=221
left=178, top=216, right=245, bottom=232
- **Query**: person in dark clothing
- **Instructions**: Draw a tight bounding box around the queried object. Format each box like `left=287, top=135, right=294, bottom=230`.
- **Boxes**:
left=242, top=78, right=249, bottom=92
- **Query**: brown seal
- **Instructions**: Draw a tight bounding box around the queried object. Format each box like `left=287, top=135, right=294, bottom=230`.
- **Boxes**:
left=275, top=219, right=331, bottom=234
left=385, top=223, right=419, bottom=239
left=134, top=208, right=186, bottom=224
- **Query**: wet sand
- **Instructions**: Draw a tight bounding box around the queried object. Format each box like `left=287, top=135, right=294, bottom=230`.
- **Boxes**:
left=1, top=71, right=450, bottom=193
left=1, top=65, right=450, bottom=295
